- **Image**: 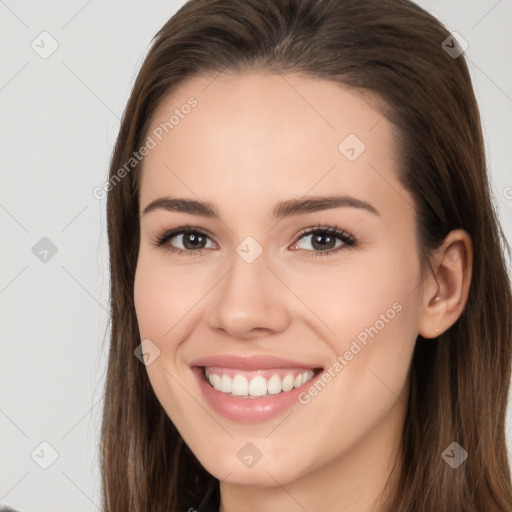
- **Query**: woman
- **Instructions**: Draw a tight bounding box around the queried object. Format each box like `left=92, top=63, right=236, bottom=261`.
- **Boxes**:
left=100, top=0, right=512, bottom=510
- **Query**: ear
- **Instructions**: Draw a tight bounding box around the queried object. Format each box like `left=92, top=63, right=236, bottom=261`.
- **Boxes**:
left=417, top=229, right=473, bottom=339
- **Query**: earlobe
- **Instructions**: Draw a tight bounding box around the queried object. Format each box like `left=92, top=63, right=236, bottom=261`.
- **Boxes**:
left=417, top=229, right=473, bottom=339
left=418, top=290, right=444, bottom=339
left=433, top=296, right=440, bottom=333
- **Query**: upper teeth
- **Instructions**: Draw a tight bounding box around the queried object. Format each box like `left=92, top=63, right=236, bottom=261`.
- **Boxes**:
left=204, top=369, right=316, bottom=397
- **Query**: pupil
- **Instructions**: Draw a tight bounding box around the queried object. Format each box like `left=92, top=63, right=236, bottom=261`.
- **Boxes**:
left=184, top=233, right=206, bottom=249
left=312, top=233, right=335, bottom=250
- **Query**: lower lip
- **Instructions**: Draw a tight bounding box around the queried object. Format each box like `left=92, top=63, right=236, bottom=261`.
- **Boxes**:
left=192, top=366, right=322, bottom=423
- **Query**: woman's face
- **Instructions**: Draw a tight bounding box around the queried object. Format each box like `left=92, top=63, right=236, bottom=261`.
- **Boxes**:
left=134, top=72, right=424, bottom=488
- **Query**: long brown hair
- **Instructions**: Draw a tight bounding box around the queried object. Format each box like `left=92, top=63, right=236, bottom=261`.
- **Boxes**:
left=101, top=0, right=512, bottom=510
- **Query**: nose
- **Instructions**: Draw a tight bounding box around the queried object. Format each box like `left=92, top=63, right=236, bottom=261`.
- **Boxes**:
left=206, top=248, right=292, bottom=340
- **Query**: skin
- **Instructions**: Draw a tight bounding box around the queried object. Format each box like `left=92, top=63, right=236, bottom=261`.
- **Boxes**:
left=133, top=71, right=472, bottom=512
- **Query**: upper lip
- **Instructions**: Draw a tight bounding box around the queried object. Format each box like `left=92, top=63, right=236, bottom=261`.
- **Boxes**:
left=190, top=354, right=323, bottom=371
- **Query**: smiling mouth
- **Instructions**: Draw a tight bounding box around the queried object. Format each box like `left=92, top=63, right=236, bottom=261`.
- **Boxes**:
left=202, top=366, right=323, bottom=398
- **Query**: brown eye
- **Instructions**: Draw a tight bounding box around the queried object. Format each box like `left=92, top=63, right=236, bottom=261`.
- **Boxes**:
left=173, top=231, right=209, bottom=250
left=291, top=225, right=357, bottom=258
left=154, top=227, right=217, bottom=256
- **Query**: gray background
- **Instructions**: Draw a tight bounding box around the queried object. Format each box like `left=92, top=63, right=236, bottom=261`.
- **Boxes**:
left=1, top=1, right=511, bottom=510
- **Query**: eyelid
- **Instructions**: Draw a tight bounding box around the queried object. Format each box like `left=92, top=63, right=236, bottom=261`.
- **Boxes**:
left=288, top=224, right=357, bottom=258
left=153, top=223, right=357, bottom=257
left=153, top=225, right=217, bottom=251
left=293, top=224, right=356, bottom=245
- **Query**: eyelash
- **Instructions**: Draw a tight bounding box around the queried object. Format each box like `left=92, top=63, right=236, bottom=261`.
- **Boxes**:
left=152, top=223, right=357, bottom=259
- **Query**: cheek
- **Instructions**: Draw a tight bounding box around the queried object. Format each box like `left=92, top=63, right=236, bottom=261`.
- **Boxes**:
left=332, top=241, right=419, bottom=337
left=287, top=256, right=411, bottom=343
left=316, top=250, right=421, bottom=412
left=133, top=254, right=206, bottom=339
left=133, top=256, right=197, bottom=412
left=133, top=268, right=170, bottom=338
left=297, top=245, right=420, bottom=381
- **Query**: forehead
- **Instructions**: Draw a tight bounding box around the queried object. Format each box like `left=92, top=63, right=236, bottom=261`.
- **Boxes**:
left=139, top=71, right=408, bottom=220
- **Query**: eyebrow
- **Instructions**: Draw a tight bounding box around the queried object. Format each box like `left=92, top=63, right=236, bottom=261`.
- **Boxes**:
left=141, top=194, right=380, bottom=220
